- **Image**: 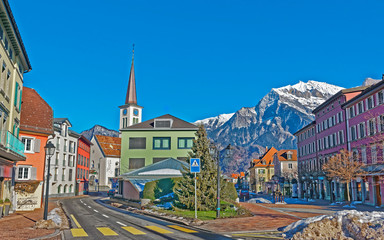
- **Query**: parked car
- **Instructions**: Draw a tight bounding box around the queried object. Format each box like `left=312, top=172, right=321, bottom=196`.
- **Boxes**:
left=107, top=189, right=117, bottom=197
left=239, top=189, right=250, bottom=200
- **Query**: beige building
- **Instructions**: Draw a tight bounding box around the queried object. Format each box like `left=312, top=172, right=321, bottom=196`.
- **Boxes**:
left=248, top=147, right=277, bottom=193
left=273, top=150, right=298, bottom=196
left=0, top=0, right=32, bottom=209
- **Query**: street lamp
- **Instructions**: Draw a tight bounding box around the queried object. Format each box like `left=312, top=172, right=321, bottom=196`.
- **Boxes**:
left=43, top=141, right=56, bottom=220
left=209, top=142, right=232, bottom=219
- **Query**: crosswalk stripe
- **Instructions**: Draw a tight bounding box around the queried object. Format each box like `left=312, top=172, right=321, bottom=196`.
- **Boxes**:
left=97, top=227, right=118, bottom=236
left=122, top=226, right=146, bottom=235
left=71, top=228, right=88, bottom=237
left=145, top=225, right=173, bottom=234
left=167, top=225, right=197, bottom=233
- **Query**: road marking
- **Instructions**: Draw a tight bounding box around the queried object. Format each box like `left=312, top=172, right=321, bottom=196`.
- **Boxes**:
left=97, top=227, right=118, bottom=236
left=145, top=226, right=173, bottom=234
left=93, top=209, right=99, bottom=213
left=116, top=221, right=127, bottom=227
left=122, top=226, right=146, bottom=235
left=83, top=203, right=87, bottom=206
left=102, top=214, right=109, bottom=218
left=88, top=206, right=91, bottom=208
left=70, top=214, right=82, bottom=228
left=71, top=228, right=88, bottom=237
left=167, top=225, right=197, bottom=233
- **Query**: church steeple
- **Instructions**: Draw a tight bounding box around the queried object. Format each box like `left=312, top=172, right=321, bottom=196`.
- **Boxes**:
left=125, top=45, right=137, bottom=105
left=119, top=45, right=143, bottom=131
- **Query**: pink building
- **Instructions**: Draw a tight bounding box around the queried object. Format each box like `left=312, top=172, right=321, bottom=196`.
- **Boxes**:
left=343, top=81, right=384, bottom=206
left=295, top=86, right=367, bottom=202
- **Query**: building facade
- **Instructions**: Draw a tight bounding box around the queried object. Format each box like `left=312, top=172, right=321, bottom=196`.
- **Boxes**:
left=17, top=87, right=53, bottom=211
left=120, top=114, right=198, bottom=173
left=273, top=150, right=298, bottom=196
left=47, top=118, right=79, bottom=197
left=76, top=135, right=91, bottom=195
left=294, top=85, right=384, bottom=204
left=0, top=0, right=32, bottom=207
left=248, top=147, right=277, bottom=193
left=343, top=80, right=384, bottom=206
left=90, top=135, right=120, bottom=189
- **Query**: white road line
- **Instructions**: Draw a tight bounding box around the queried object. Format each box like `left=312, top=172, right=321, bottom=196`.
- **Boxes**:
left=84, top=203, right=87, bottom=206
left=116, top=221, right=127, bottom=227
left=93, top=209, right=99, bottom=213
left=102, top=214, right=109, bottom=218
left=88, top=206, right=91, bottom=209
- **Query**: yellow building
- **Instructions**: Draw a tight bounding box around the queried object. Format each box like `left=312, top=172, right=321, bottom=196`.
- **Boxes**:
left=0, top=0, right=32, bottom=207
left=249, top=147, right=277, bottom=193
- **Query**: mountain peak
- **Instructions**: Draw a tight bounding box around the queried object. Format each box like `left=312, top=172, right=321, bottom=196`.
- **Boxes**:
left=81, top=125, right=119, bottom=140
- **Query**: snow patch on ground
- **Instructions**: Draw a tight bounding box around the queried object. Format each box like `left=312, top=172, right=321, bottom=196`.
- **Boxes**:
left=247, top=198, right=272, bottom=204
left=47, top=208, right=62, bottom=226
left=283, top=210, right=384, bottom=240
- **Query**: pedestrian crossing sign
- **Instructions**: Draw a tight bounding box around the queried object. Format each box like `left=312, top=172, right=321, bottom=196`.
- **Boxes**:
left=190, top=158, right=200, bottom=173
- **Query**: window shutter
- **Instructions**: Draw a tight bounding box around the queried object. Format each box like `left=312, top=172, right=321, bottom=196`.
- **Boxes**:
left=19, top=89, right=22, bottom=111
left=373, top=118, right=377, bottom=133
left=30, top=167, right=37, bottom=180
left=357, top=125, right=360, bottom=139
left=14, top=82, right=18, bottom=107
left=378, top=116, right=382, bottom=132
left=367, top=121, right=370, bottom=136
left=34, top=139, right=40, bottom=153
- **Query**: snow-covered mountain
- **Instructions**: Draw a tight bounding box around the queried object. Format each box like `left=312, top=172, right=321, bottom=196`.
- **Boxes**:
left=81, top=125, right=119, bottom=140
left=196, top=80, right=344, bottom=173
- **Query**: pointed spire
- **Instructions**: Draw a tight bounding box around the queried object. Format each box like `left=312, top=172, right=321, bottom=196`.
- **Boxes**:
left=125, top=44, right=137, bottom=105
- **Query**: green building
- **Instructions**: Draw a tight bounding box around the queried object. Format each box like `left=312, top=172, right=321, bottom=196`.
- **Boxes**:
left=120, top=114, right=198, bottom=173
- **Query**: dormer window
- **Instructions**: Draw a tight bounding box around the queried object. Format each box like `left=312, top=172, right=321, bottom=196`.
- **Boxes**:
left=154, top=119, right=173, bottom=129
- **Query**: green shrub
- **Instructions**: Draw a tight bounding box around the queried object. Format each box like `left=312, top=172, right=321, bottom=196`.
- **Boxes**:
left=222, top=181, right=238, bottom=202
left=142, top=181, right=157, bottom=200
left=4, top=198, right=10, bottom=203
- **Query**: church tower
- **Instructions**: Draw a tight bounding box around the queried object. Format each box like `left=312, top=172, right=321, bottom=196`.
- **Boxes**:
left=119, top=46, right=143, bottom=131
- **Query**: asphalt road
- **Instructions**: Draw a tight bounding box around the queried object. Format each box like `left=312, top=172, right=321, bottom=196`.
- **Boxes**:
left=61, top=197, right=233, bottom=240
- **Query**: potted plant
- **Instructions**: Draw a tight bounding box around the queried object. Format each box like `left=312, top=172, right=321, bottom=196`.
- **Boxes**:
left=3, top=198, right=10, bottom=216
left=0, top=200, right=3, bottom=219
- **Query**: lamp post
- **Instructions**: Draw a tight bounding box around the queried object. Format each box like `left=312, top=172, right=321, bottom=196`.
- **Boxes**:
left=209, top=143, right=232, bottom=219
left=43, top=141, right=56, bottom=220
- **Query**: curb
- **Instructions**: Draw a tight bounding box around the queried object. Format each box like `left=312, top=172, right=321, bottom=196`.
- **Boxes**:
left=29, top=229, right=63, bottom=240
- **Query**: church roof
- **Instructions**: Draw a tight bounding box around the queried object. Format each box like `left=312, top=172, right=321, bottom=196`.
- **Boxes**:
left=122, top=114, right=198, bottom=130
left=125, top=48, right=137, bottom=105
left=94, top=135, right=121, bottom=158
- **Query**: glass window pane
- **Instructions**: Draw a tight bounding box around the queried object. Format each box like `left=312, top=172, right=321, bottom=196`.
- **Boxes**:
left=178, top=139, right=185, bottom=148
left=154, top=139, right=161, bottom=148
left=186, top=139, right=193, bottom=148
left=23, top=168, right=29, bottom=179
left=163, top=139, right=169, bottom=148
left=18, top=168, right=23, bottom=178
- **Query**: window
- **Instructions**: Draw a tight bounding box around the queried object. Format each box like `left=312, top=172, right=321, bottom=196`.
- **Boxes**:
left=4, top=38, right=8, bottom=50
left=129, top=158, right=145, bottom=169
left=69, top=169, right=73, bottom=181
left=368, top=119, right=376, bottom=136
left=18, top=166, right=30, bottom=180
left=351, top=126, right=357, bottom=141
left=288, top=163, right=293, bottom=169
left=380, top=115, right=384, bottom=132
left=22, top=137, right=34, bottom=153
left=153, top=157, right=168, bottom=164
left=178, top=138, right=194, bottom=149
left=371, top=145, right=377, bottom=164
left=55, top=152, right=59, bottom=165
left=62, top=169, right=66, bottom=181
left=379, top=91, right=384, bottom=105
left=63, top=154, right=66, bottom=166
left=358, top=102, right=364, bottom=114
left=359, top=123, right=365, bottom=138
left=129, top=137, right=146, bottom=149
left=361, top=146, right=367, bottom=164
left=154, top=119, right=173, bottom=128
left=349, top=107, right=355, bottom=118
left=258, top=169, right=265, bottom=174
left=368, top=97, right=373, bottom=109
left=153, top=137, right=171, bottom=150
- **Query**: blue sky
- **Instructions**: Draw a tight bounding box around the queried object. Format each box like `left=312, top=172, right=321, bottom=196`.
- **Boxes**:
left=10, top=0, right=384, bottom=132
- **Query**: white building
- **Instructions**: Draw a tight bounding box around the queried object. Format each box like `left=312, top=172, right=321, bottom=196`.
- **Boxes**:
left=46, top=118, right=80, bottom=197
left=89, top=135, right=120, bottom=190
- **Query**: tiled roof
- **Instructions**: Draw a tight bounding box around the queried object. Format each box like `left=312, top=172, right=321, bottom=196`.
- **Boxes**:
left=95, top=135, right=121, bottom=157
left=20, top=87, right=53, bottom=135
left=123, top=114, right=198, bottom=130
left=252, top=147, right=277, bottom=167
left=275, top=150, right=297, bottom=161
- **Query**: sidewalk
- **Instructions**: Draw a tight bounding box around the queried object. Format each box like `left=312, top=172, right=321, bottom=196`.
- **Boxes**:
left=0, top=201, right=60, bottom=240
left=201, top=202, right=302, bottom=233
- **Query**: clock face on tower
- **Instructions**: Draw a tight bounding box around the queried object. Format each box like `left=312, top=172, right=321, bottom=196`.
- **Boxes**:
left=123, top=109, right=127, bottom=115
left=133, top=109, right=139, bottom=116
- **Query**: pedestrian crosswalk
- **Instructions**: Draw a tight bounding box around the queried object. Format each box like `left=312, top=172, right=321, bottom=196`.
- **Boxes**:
left=70, top=224, right=198, bottom=237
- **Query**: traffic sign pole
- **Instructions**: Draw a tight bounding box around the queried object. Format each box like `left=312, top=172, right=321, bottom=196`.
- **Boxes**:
left=194, top=172, right=197, bottom=219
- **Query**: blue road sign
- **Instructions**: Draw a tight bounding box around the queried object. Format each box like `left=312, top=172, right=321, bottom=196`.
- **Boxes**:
left=190, top=158, right=201, bottom=173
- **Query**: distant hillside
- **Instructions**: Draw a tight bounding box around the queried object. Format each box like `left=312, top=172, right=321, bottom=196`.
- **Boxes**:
left=81, top=125, right=119, bottom=140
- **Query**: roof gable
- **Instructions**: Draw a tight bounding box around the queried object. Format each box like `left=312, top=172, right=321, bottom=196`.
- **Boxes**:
left=95, top=135, right=121, bottom=157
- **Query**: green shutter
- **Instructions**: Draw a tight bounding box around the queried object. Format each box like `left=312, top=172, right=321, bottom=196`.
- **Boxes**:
left=14, top=82, right=18, bottom=107
left=19, top=89, right=22, bottom=110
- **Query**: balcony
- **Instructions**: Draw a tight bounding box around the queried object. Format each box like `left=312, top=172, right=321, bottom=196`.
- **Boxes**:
left=0, top=131, right=25, bottom=157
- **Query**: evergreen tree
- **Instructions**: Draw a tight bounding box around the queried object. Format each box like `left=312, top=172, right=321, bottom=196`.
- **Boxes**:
left=175, top=125, right=218, bottom=211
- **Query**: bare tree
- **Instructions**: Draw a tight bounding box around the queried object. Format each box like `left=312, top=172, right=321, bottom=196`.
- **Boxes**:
left=322, top=149, right=366, bottom=203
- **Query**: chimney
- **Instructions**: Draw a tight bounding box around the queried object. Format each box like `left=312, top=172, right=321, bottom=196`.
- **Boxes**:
left=265, top=146, right=268, bottom=152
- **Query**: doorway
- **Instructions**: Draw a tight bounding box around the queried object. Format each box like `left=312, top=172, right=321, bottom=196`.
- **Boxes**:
left=374, top=176, right=381, bottom=206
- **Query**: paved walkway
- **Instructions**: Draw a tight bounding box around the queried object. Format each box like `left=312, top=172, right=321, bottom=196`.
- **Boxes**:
left=0, top=201, right=60, bottom=240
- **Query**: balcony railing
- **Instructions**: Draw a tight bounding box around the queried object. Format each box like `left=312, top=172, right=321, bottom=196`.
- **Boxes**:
left=3, top=131, right=25, bottom=157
